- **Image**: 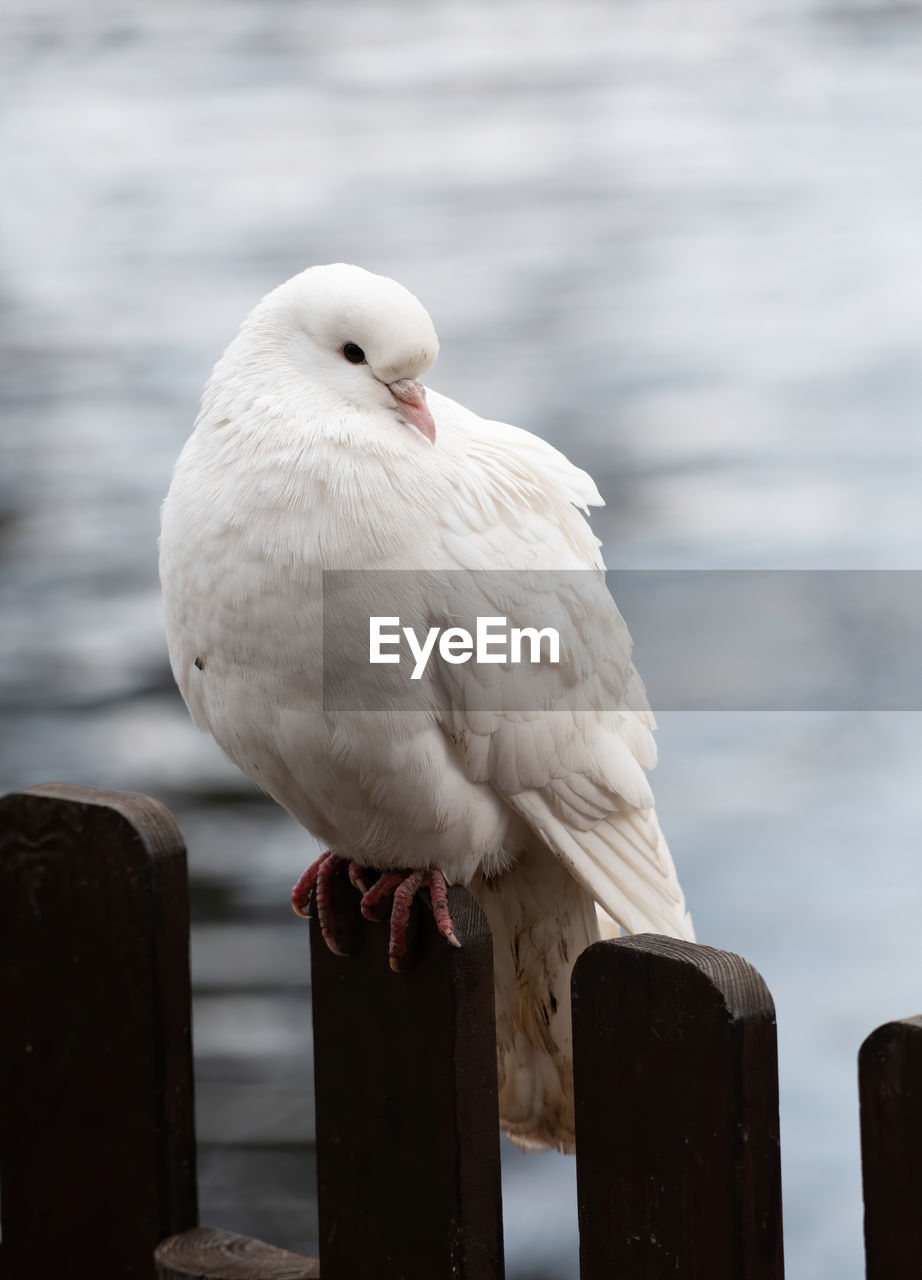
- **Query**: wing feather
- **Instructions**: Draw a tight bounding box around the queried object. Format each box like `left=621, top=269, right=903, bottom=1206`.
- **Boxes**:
left=426, top=391, right=693, bottom=942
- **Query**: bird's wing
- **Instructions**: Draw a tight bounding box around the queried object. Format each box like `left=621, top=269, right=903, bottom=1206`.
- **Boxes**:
left=425, top=391, right=694, bottom=940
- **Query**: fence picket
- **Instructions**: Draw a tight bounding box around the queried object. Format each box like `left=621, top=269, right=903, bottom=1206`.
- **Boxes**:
left=0, top=784, right=198, bottom=1280
left=310, top=881, right=504, bottom=1280
left=859, top=1015, right=922, bottom=1278
left=572, top=934, right=784, bottom=1279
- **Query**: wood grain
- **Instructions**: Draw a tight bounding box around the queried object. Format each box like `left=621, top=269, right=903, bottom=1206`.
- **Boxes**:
left=156, top=1227, right=319, bottom=1279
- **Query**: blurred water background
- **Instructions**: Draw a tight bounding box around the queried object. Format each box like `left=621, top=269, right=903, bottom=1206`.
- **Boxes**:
left=3, top=2, right=922, bottom=1276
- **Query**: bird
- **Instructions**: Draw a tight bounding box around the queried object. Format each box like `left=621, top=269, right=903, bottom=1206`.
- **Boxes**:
left=159, top=263, right=694, bottom=1154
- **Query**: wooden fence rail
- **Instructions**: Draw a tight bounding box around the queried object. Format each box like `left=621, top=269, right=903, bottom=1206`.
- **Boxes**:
left=0, top=785, right=919, bottom=1278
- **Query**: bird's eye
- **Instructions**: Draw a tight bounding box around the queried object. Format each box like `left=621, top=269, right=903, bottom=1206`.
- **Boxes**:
left=342, top=342, right=366, bottom=364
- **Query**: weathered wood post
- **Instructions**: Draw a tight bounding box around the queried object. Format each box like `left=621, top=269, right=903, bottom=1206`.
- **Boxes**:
left=310, top=882, right=505, bottom=1280
left=859, top=1015, right=922, bottom=1278
left=572, top=934, right=784, bottom=1279
left=0, top=784, right=198, bottom=1280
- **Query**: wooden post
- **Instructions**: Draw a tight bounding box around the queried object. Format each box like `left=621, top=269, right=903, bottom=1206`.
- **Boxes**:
left=572, top=934, right=784, bottom=1280
left=0, top=784, right=198, bottom=1280
left=310, top=882, right=504, bottom=1280
left=859, top=1016, right=922, bottom=1278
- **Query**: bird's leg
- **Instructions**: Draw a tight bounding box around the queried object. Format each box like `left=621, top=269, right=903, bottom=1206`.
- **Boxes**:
left=360, top=866, right=461, bottom=971
left=292, top=855, right=461, bottom=969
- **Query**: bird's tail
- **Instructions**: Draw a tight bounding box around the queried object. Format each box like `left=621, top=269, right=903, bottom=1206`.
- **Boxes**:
left=468, top=841, right=600, bottom=1153
left=470, top=825, right=694, bottom=1153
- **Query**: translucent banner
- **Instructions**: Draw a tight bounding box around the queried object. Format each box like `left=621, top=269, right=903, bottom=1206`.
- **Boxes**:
left=321, top=570, right=922, bottom=712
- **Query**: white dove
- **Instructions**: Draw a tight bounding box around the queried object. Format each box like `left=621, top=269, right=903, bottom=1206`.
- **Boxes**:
left=159, top=263, right=694, bottom=1153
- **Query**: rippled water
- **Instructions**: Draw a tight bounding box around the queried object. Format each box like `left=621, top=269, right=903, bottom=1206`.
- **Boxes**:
left=3, top=3, right=922, bottom=1276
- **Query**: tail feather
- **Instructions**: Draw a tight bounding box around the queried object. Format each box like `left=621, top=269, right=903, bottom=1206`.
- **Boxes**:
left=470, top=821, right=694, bottom=1152
left=469, top=841, right=599, bottom=1153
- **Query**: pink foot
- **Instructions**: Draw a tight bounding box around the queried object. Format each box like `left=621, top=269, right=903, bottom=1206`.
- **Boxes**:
left=291, top=852, right=365, bottom=955
left=360, top=866, right=461, bottom=971
left=291, top=855, right=460, bottom=969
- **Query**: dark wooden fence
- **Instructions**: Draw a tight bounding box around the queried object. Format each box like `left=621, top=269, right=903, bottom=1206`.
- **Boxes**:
left=0, top=784, right=919, bottom=1278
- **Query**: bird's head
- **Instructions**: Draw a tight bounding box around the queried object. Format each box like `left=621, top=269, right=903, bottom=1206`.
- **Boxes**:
left=239, top=263, right=440, bottom=445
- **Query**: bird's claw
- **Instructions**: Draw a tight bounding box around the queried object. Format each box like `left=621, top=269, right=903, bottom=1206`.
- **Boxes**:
left=347, top=860, right=370, bottom=895
left=291, top=855, right=460, bottom=969
left=358, top=871, right=407, bottom=921
left=290, top=851, right=335, bottom=918
left=291, top=851, right=356, bottom=953
left=365, top=866, right=460, bottom=970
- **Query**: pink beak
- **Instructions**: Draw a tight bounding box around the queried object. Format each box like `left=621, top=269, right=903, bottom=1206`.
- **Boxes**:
left=388, top=378, right=436, bottom=444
